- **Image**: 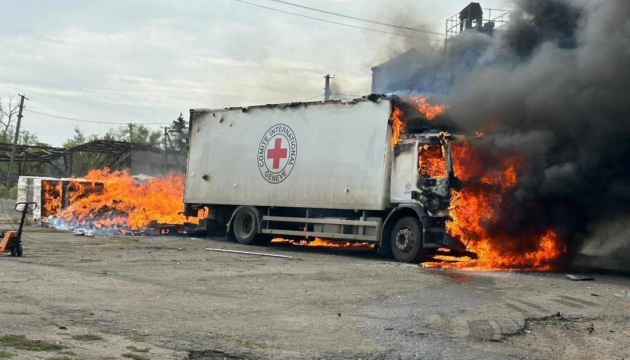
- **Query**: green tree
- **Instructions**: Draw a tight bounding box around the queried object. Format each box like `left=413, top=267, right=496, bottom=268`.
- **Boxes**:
left=168, top=113, right=188, bottom=153
left=103, top=123, right=162, bottom=146
left=62, top=127, right=101, bottom=176
left=63, top=125, right=162, bottom=176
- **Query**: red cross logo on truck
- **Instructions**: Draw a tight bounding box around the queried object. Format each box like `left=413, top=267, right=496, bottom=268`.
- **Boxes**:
left=266, top=138, right=288, bottom=170
left=258, top=124, right=297, bottom=184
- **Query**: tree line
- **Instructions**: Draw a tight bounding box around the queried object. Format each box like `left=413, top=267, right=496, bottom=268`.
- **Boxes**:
left=0, top=96, right=189, bottom=195
left=1, top=96, right=188, bottom=150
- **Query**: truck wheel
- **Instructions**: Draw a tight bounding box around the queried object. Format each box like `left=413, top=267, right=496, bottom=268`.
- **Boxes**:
left=232, top=207, right=259, bottom=245
left=16, top=245, right=23, bottom=257
left=391, top=217, right=424, bottom=263
left=10, top=247, right=16, bottom=257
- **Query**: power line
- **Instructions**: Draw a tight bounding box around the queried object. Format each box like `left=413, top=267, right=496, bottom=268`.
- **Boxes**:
left=267, top=0, right=443, bottom=36
left=299, top=94, right=324, bottom=102
left=24, top=108, right=169, bottom=126
left=232, top=0, right=443, bottom=42
left=332, top=93, right=363, bottom=98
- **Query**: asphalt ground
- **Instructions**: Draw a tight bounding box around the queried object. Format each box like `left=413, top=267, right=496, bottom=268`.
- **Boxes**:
left=0, top=228, right=628, bottom=360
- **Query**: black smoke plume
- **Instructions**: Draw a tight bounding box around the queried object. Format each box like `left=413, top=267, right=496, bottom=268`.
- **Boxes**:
left=382, top=0, right=630, bottom=263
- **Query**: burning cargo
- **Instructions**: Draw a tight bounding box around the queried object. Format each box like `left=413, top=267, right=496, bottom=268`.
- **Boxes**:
left=184, top=95, right=467, bottom=263
left=17, top=176, right=103, bottom=222
left=24, top=170, right=198, bottom=235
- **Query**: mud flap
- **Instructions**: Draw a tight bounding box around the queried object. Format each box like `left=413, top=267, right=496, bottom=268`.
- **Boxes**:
left=421, top=217, right=466, bottom=251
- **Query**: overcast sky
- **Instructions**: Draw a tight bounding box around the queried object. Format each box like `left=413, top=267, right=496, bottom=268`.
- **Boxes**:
left=0, top=0, right=508, bottom=146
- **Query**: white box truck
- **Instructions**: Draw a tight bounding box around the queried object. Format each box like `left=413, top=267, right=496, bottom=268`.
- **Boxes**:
left=183, top=95, right=467, bottom=263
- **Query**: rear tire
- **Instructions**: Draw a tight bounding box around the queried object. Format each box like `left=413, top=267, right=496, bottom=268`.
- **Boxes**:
left=232, top=207, right=260, bottom=245
left=391, top=217, right=424, bottom=263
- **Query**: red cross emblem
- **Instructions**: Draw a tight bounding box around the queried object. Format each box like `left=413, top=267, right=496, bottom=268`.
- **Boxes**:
left=266, top=138, right=288, bottom=170
left=258, top=124, right=297, bottom=184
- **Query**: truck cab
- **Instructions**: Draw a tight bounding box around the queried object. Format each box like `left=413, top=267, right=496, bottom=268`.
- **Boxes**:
left=384, top=132, right=465, bottom=262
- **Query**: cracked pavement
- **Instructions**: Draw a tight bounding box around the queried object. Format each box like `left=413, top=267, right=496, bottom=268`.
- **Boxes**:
left=0, top=229, right=628, bottom=359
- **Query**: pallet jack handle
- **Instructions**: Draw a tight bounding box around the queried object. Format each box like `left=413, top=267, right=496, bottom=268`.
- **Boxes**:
left=15, top=202, right=37, bottom=240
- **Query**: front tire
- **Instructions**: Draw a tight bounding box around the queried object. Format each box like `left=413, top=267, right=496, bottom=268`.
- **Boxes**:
left=232, top=207, right=260, bottom=245
left=16, top=245, right=23, bottom=257
left=391, top=217, right=424, bottom=263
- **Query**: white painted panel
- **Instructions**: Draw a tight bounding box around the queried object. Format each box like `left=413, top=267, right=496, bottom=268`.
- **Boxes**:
left=185, top=99, right=393, bottom=210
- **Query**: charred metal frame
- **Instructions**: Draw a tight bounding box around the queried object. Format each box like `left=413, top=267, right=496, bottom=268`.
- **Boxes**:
left=0, top=140, right=168, bottom=185
left=445, top=4, right=510, bottom=41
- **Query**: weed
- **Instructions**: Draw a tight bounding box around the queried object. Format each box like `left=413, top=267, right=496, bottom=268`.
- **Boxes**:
left=71, top=334, right=103, bottom=341
left=122, top=353, right=150, bottom=360
left=126, top=345, right=150, bottom=353
left=0, top=335, right=64, bottom=351
left=3, top=311, right=29, bottom=316
left=126, top=336, right=145, bottom=343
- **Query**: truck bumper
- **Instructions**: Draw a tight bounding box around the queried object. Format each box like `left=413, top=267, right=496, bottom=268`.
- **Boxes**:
left=421, top=216, right=467, bottom=251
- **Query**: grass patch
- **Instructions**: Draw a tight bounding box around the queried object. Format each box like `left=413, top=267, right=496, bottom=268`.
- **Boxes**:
left=126, top=345, right=150, bottom=353
left=126, top=336, right=145, bottom=343
left=122, top=353, right=150, bottom=360
left=78, top=259, right=100, bottom=263
left=240, top=340, right=266, bottom=349
left=47, top=357, right=75, bottom=360
left=71, top=334, right=103, bottom=341
left=3, top=311, right=29, bottom=315
left=0, top=335, right=64, bottom=351
left=0, top=350, right=14, bottom=358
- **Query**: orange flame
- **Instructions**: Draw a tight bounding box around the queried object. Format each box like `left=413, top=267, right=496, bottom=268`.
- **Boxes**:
left=42, top=180, right=62, bottom=217
left=390, top=97, right=446, bottom=148
left=424, top=141, right=565, bottom=271
left=419, top=145, right=447, bottom=178
left=271, top=238, right=374, bottom=250
left=404, top=96, right=447, bottom=120
left=390, top=107, right=404, bottom=148
left=52, top=169, right=197, bottom=233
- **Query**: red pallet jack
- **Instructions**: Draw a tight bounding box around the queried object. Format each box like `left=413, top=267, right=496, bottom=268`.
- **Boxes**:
left=0, top=202, right=37, bottom=257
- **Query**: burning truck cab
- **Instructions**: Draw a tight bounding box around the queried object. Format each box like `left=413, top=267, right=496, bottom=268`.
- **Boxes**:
left=393, top=132, right=454, bottom=217
left=184, top=95, right=467, bottom=263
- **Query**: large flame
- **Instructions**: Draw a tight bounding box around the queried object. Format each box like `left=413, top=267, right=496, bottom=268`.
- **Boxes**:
left=424, top=141, right=565, bottom=271
left=390, top=96, right=447, bottom=148
left=41, top=180, right=62, bottom=217
left=271, top=238, right=374, bottom=250
left=390, top=107, right=404, bottom=148
left=49, top=169, right=196, bottom=234
left=419, top=145, right=447, bottom=178
left=405, top=96, right=447, bottom=120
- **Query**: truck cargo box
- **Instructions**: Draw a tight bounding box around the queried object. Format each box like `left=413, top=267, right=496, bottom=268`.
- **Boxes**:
left=185, top=98, right=393, bottom=211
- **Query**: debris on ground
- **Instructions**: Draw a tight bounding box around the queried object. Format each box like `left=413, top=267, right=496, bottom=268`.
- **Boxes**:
left=206, top=248, right=292, bottom=259
left=566, top=274, right=595, bottom=281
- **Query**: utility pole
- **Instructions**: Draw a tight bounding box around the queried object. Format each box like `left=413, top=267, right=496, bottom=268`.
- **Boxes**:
left=6, top=94, right=28, bottom=188
left=162, top=126, right=169, bottom=166
left=324, top=74, right=334, bottom=101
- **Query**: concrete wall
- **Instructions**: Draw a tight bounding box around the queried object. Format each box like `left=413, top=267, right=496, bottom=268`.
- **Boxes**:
left=130, top=150, right=186, bottom=176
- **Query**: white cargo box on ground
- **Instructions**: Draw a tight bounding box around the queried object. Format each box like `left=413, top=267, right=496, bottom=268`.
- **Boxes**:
left=17, top=176, right=59, bottom=221
left=185, top=99, right=392, bottom=210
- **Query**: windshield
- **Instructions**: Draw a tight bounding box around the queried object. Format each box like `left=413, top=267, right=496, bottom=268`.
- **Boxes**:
left=418, top=144, right=447, bottom=179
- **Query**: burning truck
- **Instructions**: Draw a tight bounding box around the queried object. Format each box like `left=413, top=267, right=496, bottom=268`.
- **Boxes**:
left=183, top=95, right=473, bottom=263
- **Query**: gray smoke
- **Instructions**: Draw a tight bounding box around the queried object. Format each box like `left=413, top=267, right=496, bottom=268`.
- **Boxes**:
left=580, top=217, right=630, bottom=259
left=381, top=0, right=630, bottom=261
